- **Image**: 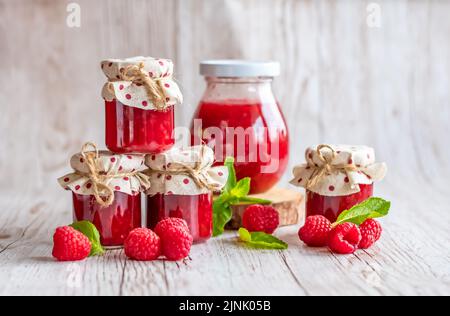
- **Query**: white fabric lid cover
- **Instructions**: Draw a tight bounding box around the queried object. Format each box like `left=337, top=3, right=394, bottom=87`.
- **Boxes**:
left=290, top=144, right=387, bottom=196
left=101, top=56, right=183, bottom=111
left=58, top=149, right=150, bottom=197
left=200, top=60, right=280, bottom=78
left=145, top=146, right=228, bottom=195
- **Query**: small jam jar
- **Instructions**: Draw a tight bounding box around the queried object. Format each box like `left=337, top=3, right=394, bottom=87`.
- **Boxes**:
left=101, top=56, right=183, bottom=154
left=291, top=145, right=387, bottom=222
left=191, top=60, right=289, bottom=194
left=145, top=146, right=228, bottom=242
left=59, top=144, right=150, bottom=247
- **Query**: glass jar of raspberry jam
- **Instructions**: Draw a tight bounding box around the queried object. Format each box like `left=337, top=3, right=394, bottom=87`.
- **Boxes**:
left=147, top=193, right=213, bottom=242
left=105, top=100, right=175, bottom=154
left=59, top=143, right=151, bottom=248
left=72, top=191, right=142, bottom=247
left=145, top=146, right=228, bottom=242
left=291, top=144, right=387, bottom=222
left=305, top=184, right=374, bottom=222
left=191, top=60, right=289, bottom=194
left=101, top=57, right=183, bottom=154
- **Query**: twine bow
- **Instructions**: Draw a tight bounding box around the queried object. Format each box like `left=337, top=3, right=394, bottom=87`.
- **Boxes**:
left=148, top=146, right=222, bottom=192
left=108, top=62, right=168, bottom=111
left=78, top=142, right=149, bottom=207
left=306, top=144, right=358, bottom=190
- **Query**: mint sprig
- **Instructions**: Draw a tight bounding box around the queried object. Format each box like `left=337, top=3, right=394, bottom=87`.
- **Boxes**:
left=213, top=158, right=272, bottom=237
left=238, top=228, right=288, bottom=250
left=334, top=197, right=391, bottom=226
left=70, top=221, right=105, bottom=256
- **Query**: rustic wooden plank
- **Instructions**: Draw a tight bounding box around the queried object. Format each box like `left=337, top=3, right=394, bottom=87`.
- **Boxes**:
left=0, top=179, right=449, bottom=295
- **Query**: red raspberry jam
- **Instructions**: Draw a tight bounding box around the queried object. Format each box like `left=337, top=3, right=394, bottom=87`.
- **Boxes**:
left=147, top=193, right=213, bottom=243
left=306, top=184, right=374, bottom=222
left=192, top=100, right=289, bottom=194
left=105, top=100, right=175, bottom=154
left=72, top=192, right=142, bottom=247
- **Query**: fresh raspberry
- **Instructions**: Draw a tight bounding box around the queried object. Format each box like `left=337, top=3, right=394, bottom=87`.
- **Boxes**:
left=158, top=225, right=193, bottom=261
left=298, top=215, right=332, bottom=247
left=52, top=226, right=91, bottom=262
left=359, top=219, right=382, bottom=249
left=154, top=217, right=190, bottom=237
left=242, top=205, right=279, bottom=234
left=124, top=228, right=161, bottom=261
left=153, top=218, right=193, bottom=261
left=328, top=223, right=362, bottom=254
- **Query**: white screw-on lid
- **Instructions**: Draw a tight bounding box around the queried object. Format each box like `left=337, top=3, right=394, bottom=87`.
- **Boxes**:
left=200, top=60, right=280, bottom=78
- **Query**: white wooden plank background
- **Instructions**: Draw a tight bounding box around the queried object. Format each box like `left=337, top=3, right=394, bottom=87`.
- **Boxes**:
left=0, top=0, right=449, bottom=296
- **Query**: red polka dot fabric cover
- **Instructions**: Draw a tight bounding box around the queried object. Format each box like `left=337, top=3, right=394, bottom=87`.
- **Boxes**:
left=145, top=146, right=228, bottom=196
left=58, top=151, right=150, bottom=197
left=101, top=56, right=183, bottom=111
left=290, top=145, right=387, bottom=196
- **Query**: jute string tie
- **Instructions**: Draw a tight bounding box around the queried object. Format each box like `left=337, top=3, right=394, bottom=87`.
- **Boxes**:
left=108, top=62, right=168, bottom=111
left=306, top=144, right=359, bottom=190
left=77, top=142, right=149, bottom=207
left=148, top=146, right=222, bottom=192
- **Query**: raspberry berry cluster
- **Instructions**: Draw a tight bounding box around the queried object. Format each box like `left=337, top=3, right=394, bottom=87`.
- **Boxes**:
left=299, top=197, right=390, bottom=254
left=125, top=218, right=193, bottom=261
left=52, top=218, right=193, bottom=262
left=299, top=216, right=383, bottom=254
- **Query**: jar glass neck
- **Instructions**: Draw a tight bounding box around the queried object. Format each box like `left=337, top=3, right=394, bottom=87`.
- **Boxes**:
left=204, top=77, right=274, bottom=84
left=200, top=76, right=276, bottom=104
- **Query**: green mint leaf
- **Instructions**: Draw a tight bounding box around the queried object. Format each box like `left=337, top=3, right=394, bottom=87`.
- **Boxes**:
left=70, top=221, right=105, bottom=256
left=213, top=196, right=233, bottom=237
left=224, top=157, right=237, bottom=193
left=334, top=197, right=391, bottom=226
left=212, top=157, right=236, bottom=237
left=231, top=196, right=272, bottom=206
left=212, top=158, right=272, bottom=237
left=230, top=177, right=251, bottom=198
left=238, top=228, right=288, bottom=250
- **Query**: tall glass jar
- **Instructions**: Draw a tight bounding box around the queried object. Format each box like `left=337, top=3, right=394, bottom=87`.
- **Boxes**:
left=191, top=60, right=289, bottom=194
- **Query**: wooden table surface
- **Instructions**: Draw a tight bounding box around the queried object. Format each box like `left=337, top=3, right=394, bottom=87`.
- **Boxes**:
left=1, top=0, right=449, bottom=296
left=1, top=175, right=449, bottom=296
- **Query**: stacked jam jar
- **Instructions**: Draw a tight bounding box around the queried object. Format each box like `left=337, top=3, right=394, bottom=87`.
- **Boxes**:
left=56, top=57, right=385, bottom=248
left=59, top=57, right=226, bottom=248
left=145, top=146, right=227, bottom=243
